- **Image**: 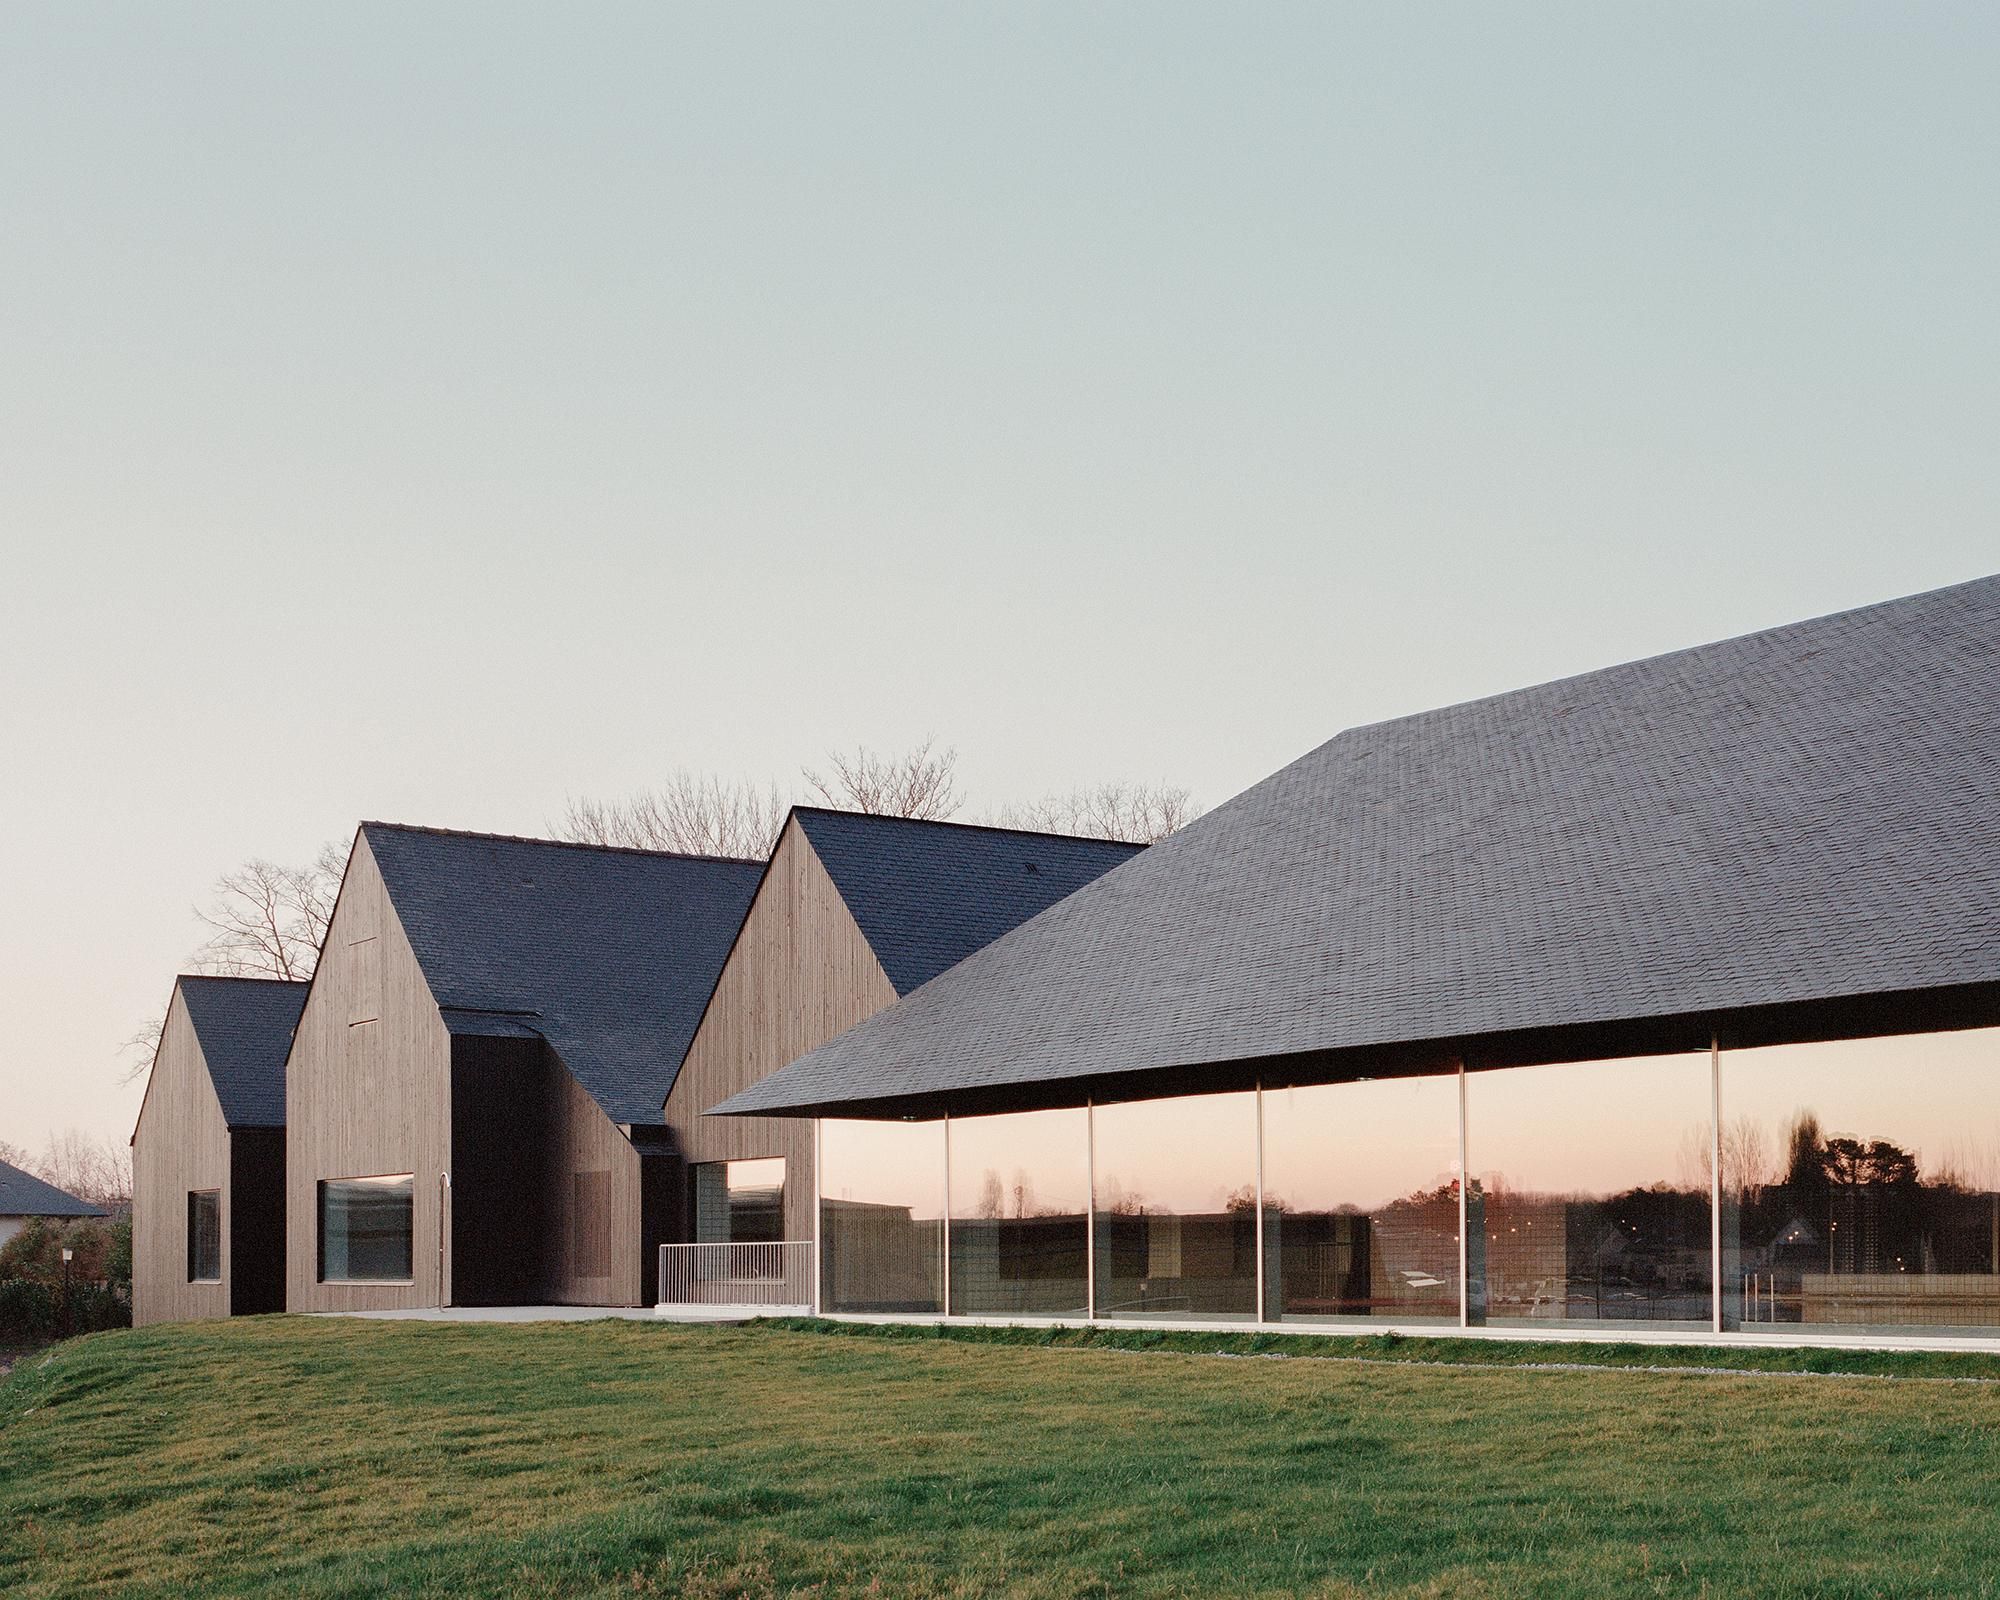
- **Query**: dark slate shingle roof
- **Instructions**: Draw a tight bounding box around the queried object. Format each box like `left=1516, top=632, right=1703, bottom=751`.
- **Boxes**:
left=0, top=1158, right=106, bottom=1219
left=177, top=975, right=308, bottom=1129
left=718, top=573, right=2000, bottom=1117
left=793, top=809, right=1143, bottom=994
left=361, top=824, right=763, bottom=1125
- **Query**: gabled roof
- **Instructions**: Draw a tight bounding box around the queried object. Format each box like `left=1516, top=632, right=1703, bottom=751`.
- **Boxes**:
left=360, top=824, right=763, bottom=1125
left=0, top=1158, right=106, bottom=1220
left=177, top=975, right=308, bottom=1129
left=718, top=573, right=2000, bottom=1117
left=791, top=809, right=1144, bottom=994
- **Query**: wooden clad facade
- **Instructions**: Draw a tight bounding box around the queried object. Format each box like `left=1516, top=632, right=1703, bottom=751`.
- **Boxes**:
left=666, top=821, right=897, bottom=1243
left=286, top=833, right=453, bottom=1312
left=132, top=990, right=231, bottom=1326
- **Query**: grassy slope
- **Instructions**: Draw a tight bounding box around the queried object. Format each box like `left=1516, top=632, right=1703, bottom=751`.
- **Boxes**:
left=4, top=1319, right=2000, bottom=1599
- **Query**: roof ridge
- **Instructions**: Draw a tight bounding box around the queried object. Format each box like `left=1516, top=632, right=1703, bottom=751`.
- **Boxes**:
left=791, top=805, right=1150, bottom=851
left=1335, top=570, right=2000, bottom=744
left=360, top=819, right=764, bottom=866
left=176, top=973, right=311, bottom=989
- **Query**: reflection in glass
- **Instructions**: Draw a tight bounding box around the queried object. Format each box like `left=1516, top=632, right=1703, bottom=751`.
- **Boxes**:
left=187, top=1189, right=221, bottom=1283
left=1262, top=1077, right=1461, bottom=1323
left=1092, top=1092, right=1257, bottom=1319
left=820, top=1120, right=944, bottom=1313
left=318, top=1174, right=415, bottom=1283
left=1724, top=1028, right=2000, bottom=1335
left=695, top=1157, right=786, bottom=1244
left=949, top=1108, right=1088, bottom=1316
left=1466, top=1055, right=1712, bottom=1329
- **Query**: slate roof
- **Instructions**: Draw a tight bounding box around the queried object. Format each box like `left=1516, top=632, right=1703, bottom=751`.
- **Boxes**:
left=718, top=573, right=2000, bottom=1117
left=792, top=809, right=1143, bottom=994
left=176, top=975, right=308, bottom=1129
left=0, top=1158, right=106, bottom=1220
left=361, top=824, right=764, bottom=1125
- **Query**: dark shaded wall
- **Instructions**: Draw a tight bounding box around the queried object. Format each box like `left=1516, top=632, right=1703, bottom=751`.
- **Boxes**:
left=228, top=1129, right=287, bottom=1316
left=449, top=1037, right=553, bottom=1306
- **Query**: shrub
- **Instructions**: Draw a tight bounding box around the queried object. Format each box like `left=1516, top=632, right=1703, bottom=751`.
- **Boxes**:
left=0, top=1277, right=57, bottom=1341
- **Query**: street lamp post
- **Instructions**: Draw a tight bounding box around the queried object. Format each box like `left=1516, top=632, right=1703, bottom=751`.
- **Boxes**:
left=61, top=1247, right=74, bottom=1337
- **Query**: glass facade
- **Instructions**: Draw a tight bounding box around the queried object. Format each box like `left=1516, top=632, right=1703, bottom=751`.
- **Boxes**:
left=1724, top=1029, right=2000, bottom=1334
left=318, top=1174, right=414, bottom=1283
left=1466, top=1053, right=1712, bottom=1329
left=808, top=1026, right=2000, bottom=1341
left=1261, top=1077, right=1461, bottom=1324
left=1092, top=1092, right=1258, bottom=1319
left=948, top=1107, right=1089, bottom=1316
left=820, top=1120, right=944, bottom=1313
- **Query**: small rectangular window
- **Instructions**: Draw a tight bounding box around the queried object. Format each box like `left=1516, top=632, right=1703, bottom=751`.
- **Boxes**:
left=187, top=1190, right=221, bottom=1282
left=694, top=1158, right=786, bottom=1244
left=319, top=1174, right=414, bottom=1283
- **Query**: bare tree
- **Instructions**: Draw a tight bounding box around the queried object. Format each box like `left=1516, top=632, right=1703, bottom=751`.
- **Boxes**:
left=556, top=773, right=789, bottom=858
left=995, top=780, right=1201, bottom=844
left=804, top=736, right=962, bottom=820
left=30, top=1129, right=132, bottom=1208
left=0, top=1138, right=32, bottom=1170
left=190, top=845, right=344, bottom=981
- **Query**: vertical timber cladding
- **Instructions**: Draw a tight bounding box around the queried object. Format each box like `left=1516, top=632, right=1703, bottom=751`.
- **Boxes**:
left=666, top=820, right=898, bottom=1245
left=286, top=833, right=452, bottom=1311
left=543, top=1062, right=643, bottom=1305
left=131, top=990, right=232, bottom=1327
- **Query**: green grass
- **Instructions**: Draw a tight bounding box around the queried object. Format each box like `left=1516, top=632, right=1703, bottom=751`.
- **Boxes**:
left=7, top=1317, right=2000, bottom=1598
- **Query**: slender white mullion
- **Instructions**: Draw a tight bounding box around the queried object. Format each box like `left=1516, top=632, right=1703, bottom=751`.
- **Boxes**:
left=1254, top=1081, right=1267, bottom=1325
left=811, top=1118, right=823, bottom=1316
left=941, top=1113, right=952, bottom=1319
left=1457, top=1062, right=1470, bottom=1330
left=1710, top=1036, right=1724, bottom=1335
left=1085, top=1099, right=1097, bottom=1323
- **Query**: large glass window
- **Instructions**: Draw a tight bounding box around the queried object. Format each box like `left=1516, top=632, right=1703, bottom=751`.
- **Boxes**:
left=695, top=1157, right=786, bottom=1244
left=1466, top=1054, right=1712, bottom=1329
left=187, top=1189, right=221, bottom=1283
left=1262, top=1077, right=1461, bottom=1324
left=1724, top=1027, right=2000, bottom=1335
left=820, top=1121, right=943, bottom=1313
left=1093, top=1092, right=1257, bottom=1320
left=949, top=1108, right=1088, bottom=1316
left=318, top=1174, right=415, bottom=1283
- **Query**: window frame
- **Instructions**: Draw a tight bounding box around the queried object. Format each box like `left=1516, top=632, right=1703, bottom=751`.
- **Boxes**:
left=186, top=1188, right=222, bottom=1283
left=317, top=1172, right=417, bottom=1286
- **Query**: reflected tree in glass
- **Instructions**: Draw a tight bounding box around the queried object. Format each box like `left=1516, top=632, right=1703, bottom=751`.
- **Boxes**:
left=1092, top=1092, right=1257, bottom=1320
left=1724, top=1028, right=2000, bottom=1334
left=1466, top=1054, right=1712, bottom=1329
left=1261, top=1076, right=1462, bottom=1324
left=949, top=1107, right=1088, bottom=1316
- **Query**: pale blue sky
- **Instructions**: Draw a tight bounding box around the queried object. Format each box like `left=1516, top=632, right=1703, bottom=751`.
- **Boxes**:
left=2, top=5, right=1994, bottom=1149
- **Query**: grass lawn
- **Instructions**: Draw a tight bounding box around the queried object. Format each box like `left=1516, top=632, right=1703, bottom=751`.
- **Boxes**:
left=6, top=1318, right=2000, bottom=1598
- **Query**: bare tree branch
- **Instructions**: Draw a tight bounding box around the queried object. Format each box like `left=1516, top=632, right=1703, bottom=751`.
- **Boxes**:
left=118, top=1014, right=165, bottom=1088
left=27, top=1129, right=132, bottom=1209
left=804, top=735, right=963, bottom=820
left=189, top=836, right=350, bottom=981
left=555, top=774, right=790, bottom=858
left=993, top=780, right=1201, bottom=844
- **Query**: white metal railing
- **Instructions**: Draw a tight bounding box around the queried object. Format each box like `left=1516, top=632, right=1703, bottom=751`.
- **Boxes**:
left=658, top=1241, right=813, bottom=1313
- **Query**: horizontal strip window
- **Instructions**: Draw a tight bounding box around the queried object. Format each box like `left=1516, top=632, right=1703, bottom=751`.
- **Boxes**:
left=815, top=1024, right=2000, bottom=1343
left=319, top=1174, right=415, bottom=1284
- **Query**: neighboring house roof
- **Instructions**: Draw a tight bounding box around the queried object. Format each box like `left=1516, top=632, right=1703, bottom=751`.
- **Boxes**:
left=0, top=1158, right=106, bottom=1220
left=361, top=824, right=764, bottom=1125
left=718, top=572, right=2000, bottom=1117
left=791, top=809, right=1144, bottom=995
left=177, top=975, right=309, bottom=1129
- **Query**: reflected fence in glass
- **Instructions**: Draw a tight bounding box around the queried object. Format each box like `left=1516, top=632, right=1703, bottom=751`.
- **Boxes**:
left=814, top=1025, right=2000, bottom=1341
left=1261, top=1077, right=1462, bottom=1324
left=1466, top=1053, right=1714, bottom=1330
left=948, top=1107, right=1089, bottom=1316
left=1724, top=1028, right=2000, bottom=1335
left=819, top=1119, right=944, bottom=1314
